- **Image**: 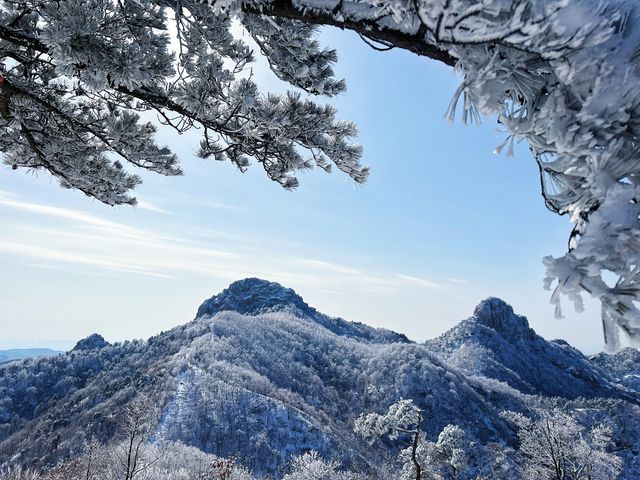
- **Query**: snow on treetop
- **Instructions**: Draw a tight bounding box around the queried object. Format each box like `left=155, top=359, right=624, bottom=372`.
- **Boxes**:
left=195, top=278, right=316, bottom=319
left=72, top=333, right=110, bottom=352
left=196, top=278, right=409, bottom=343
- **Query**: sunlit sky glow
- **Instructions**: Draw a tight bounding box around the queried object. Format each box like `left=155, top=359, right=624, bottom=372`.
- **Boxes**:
left=0, top=26, right=607, bottom=353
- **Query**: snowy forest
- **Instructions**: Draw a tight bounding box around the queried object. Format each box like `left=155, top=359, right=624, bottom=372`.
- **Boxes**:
left=4, top=0, right=640, bottom=478
left=1, top=280, right=640, bottom=479
left=0, top=400, right=626, bottom=480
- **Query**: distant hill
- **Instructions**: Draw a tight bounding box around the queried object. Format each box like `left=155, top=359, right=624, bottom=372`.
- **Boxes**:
left=1, top=279, right=639, bottom=478
left=0, top=348, right=61, bottom=364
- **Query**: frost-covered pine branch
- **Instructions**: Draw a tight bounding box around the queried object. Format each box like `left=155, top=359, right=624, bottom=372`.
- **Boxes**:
left=0, top=0, right=367, bottom=205
left=355, top=399, right=471, bottom=480
left=355, top=399, right=425, bottom=480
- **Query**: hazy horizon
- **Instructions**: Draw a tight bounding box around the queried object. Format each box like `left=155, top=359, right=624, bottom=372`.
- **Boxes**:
left=0, top=276, right=607, bottom=355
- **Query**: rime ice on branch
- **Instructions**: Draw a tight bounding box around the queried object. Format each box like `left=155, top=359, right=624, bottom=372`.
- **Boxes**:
left=0, top=0, right=367, bottom=205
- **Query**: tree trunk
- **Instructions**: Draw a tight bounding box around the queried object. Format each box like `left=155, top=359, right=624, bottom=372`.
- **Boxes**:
left=411, top=428, right=422, bottom=480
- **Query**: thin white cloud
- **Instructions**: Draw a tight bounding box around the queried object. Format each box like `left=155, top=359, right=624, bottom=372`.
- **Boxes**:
left=396, top=273, right=442, bottom=289
left=136, top=198, right=171, bottom=214
left=294, top=258, right=361, bottom=276
left=0, top=197, right=120, bottom=229
left=186, top=227, right=253, bottom=245
left=137, top=195, right=244, bottom=214
left=0, top=199, right=323, bottom=283
left=317, top=289, right=346, bottom=296
left=1, top=198, right=237, bottom=258
left=21, top=262, right=69, bottom=271
left=0, top=196, right=447, bottom=301
left=170, top=193, right=248, bottom=212
left=448, top=278, right=469, bottom=284
left=0, top=241, right=178, bottom=279
left=0, top=197, right=178, bottom=246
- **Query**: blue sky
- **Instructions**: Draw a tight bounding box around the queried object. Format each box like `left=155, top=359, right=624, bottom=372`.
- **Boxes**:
left=0, top=26, right=606, bottom=353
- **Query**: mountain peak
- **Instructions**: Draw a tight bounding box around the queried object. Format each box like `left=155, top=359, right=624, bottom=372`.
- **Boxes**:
left=196, top=278, right=315, bottom=319
left=472, top=297, right=533, bottom=338
left=427, top=298, right=624, bottom=399
left=72, top=334, right=109, bottom=352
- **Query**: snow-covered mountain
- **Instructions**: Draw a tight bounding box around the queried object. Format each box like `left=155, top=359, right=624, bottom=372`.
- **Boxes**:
left=426, top=297, right=629, bottom=400
left=196, top=278, right=410, bottom=344
left=1, top=279, right=638, bottom=477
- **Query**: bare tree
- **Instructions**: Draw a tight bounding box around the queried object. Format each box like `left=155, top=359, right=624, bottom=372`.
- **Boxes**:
left=110, top=397, right=158, bottom=480
left=502, top=409, right=623, bottom=480
left=281, top=451, right=341, bottom=480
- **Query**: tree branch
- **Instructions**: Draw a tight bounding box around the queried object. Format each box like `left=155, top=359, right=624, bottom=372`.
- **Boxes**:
left=240, top=0, right=458, bottom=67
